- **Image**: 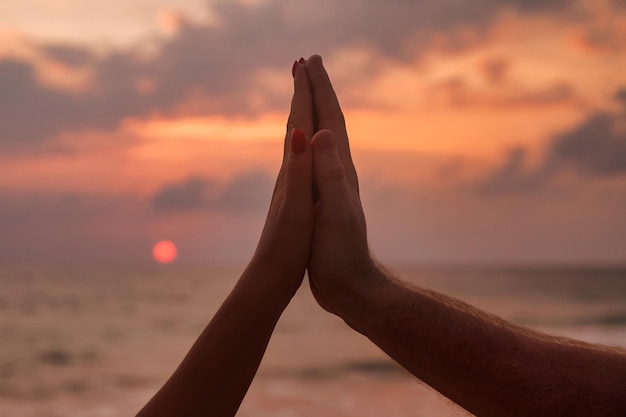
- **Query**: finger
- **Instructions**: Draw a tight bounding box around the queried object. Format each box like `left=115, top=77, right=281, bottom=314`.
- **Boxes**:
left=283, top=58, right=314, bottom=164
left=305, top=55, right=345, bottom=133
left=284, top=128, right=313, bottom=206
left=311, top=129, right=352, bottom=210
left=305, top=55, right=358, bottom=189
left=269, top=58, right=314, bottom=208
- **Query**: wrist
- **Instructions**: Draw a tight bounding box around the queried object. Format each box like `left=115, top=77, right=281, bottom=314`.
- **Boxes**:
left=334, top=262, right=395, bottom=332
left=243, top=255, right=305, bottom=304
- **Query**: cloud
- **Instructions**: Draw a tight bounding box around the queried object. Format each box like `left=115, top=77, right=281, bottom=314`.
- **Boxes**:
left=0, top=59, right=67, bottom=146
left=477, top=94, right=626, bottom=194
left=0, top=57, right=150, bottom=148
left=504, top=0, right=572, bottom=12
left=218, top=172, right=274, bottom=212
left=570, top=21, right=626, bottom=56
left=151, top=177, right=217, bottom=212
left=42, top=44, right=95, bottom=66
left=0, top=0, right=591, bottom=150
left=548, top=112, right=626, bottom=176
left=477, top=147, right=547, bottom=194
left=426, top=73, right=578, bottom=109
left=152, top=172, right=274, bottom=214
left=616, top=87, right=626, bottom=106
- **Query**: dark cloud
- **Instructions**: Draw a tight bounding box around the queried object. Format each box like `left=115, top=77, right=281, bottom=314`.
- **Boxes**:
left=477, top=99, right=626, bottom=193
left=0, top=59, right=73, bottom=146
left=575, top=25, right=626, bottom=55
left=152, top=177, right=217, bottom=212
left=0, top=0, right=586, bottom=150
left=503, top=0, right=572, bottom=12
left=549, top=112, right=626, bottom=176
left=218, top=172, right=274, bottom=212
left=478, top=147, right=546, bottom=194
left=0, top=57, right=151, bottom=147
left=615, top=87, right=626, bottom=106
left=42, top=44, right=95, bottom=66
left=152, top=172, right=273, bottom=214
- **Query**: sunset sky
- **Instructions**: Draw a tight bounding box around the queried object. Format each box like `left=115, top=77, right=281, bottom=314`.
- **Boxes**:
left=1, top=0, right=625, bottom=264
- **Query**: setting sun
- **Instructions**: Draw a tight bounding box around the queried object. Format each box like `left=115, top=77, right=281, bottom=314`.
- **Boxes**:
left=153, top=240, right=177, bottom=264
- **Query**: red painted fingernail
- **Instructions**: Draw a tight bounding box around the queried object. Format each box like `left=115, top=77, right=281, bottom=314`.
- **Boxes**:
left=291, top=60, right=298, bottom=78
left=291, top=128, right=306, bottom=154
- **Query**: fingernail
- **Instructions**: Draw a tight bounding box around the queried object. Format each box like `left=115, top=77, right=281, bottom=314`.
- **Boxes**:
left=314, top=131, right=334, bottom=153
left=298, top=57, right=306, bottom=64
left=291, top=128, right=306, bottom=154
left=291, top=60, right=298, bottom=78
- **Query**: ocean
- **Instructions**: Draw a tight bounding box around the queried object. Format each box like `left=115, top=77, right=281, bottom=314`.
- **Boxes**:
left=0, top=264, right=625, bottom=416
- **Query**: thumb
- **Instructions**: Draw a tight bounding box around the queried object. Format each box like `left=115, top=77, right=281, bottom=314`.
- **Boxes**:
left=312, top=130, right=351, bottom=207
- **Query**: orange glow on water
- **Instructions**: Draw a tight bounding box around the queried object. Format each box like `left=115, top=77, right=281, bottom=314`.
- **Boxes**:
left=153, top=240, right=177, bottom=264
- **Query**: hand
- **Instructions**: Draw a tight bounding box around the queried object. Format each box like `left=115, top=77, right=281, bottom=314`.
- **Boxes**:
left=305, top=56, right=389, bottom=319
left=136, top=60, right=317, bottom=417
left=249, top=59, right=315, bottom=299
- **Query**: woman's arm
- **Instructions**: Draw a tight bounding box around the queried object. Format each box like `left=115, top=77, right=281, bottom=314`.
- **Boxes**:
left=135, top=261, right=301, bottom=417
left=136, top=59, right=314, bottom=417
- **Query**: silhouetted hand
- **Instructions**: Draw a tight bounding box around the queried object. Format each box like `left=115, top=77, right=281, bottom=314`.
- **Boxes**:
left=136, top=59, right=317, bottom=417
left=305, top=56, right=389, bottom=319
left=250, top=59, right=315, bottom=298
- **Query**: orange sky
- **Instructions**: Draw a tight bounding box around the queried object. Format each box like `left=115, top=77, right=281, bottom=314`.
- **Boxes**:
left=1, top=0, right=625, bottom=264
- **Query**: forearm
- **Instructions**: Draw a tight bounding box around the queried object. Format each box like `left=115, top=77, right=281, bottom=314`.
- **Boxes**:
left=136, top=261, right=295, bottom=417
left=343, top=269, right=626, bottom=417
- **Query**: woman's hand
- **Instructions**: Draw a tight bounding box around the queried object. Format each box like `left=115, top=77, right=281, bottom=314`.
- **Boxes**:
left=136, top=59, right=316, bottom=417
left=248, top=58, right=315, bottom=300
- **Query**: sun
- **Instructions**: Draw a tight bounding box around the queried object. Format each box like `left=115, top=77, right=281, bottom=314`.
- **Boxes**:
left=153, top=240, right=177, bottom=264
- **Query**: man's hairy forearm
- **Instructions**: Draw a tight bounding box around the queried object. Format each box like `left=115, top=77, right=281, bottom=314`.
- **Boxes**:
left=342, top=268, right=626, bottom=417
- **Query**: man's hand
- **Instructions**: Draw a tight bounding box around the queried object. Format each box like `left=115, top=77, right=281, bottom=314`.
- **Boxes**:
left=304, top=56, right=626, bottom=417
left=305, top=55, right=389, bottom=320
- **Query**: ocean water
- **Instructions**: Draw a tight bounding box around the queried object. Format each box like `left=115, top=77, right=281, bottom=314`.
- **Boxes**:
left=0, top=264, right=625, bottom=417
